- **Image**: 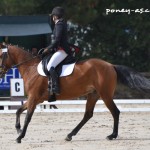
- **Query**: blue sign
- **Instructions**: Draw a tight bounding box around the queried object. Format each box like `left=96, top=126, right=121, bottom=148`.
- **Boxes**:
left=0, top=68, right=21, bottom=90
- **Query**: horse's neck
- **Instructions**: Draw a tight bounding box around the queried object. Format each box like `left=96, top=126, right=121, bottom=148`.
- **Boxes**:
left=9, top=45, right=32, bottom=64
left=9, top=45, right=37, bottom=78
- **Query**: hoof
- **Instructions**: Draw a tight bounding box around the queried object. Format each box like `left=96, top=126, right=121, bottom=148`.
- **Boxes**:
left=106, top=136, right=113, bottom=140
left=106, top=134, right=117, bottom=140
left=65, top=135, right=72, bottom=141
left=16, top=138, right=21, bottom=143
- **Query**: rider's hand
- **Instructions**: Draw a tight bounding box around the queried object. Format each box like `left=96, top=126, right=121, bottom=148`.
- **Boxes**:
left=43, top=48, right=48, bottom=53
left=41, top=48, right=48, bottom=59
left=41, top=51, right=48, bottom=59
left=38, top=48, right=48, bottom=59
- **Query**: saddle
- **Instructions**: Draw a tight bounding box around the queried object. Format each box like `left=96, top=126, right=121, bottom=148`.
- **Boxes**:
left=42, top=54, right=76, bottom=77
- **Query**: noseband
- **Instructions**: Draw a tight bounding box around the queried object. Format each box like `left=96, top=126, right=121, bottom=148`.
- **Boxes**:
left=0, top=47, right=8, bottom=77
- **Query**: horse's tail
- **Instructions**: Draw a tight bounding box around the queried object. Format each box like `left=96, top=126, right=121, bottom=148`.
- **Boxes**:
left=114, top=65, right=150, bottom=91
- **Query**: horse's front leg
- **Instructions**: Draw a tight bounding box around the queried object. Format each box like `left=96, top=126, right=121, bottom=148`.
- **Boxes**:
left=15, top=102, right=27, bottom=134
left=16, top=102, right=36, bottom=143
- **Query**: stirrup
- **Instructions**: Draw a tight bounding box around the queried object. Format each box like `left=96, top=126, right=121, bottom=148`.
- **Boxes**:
left=48, top=93, right=56, bottom=102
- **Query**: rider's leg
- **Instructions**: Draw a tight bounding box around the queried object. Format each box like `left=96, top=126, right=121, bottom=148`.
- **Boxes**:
left=47, top=50, right=68, bottom=69
left=47, top=50, right=68, bottom=94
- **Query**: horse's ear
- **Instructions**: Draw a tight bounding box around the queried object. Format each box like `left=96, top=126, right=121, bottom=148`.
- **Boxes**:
left=2, top=42, right=6, bottom=46
left=0, top=42, right=7, bottom=48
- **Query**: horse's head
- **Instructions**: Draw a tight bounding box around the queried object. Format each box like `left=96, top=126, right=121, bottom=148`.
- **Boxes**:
left=0, top=43, right=13, bottom=78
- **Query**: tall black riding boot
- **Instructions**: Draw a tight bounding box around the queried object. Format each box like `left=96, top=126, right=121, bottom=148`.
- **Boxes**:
left=49, top=67, right=60, bottom=95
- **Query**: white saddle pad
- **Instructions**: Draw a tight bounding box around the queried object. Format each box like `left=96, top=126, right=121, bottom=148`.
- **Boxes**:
left=37, top=61, right=76, bottom=77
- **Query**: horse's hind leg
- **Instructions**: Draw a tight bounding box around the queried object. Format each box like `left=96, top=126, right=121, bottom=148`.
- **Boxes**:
left=15, top=101, right=27, bottom=134
left=99, top=66, right=120, bottom=140
left=65, top=92, right=99, bottom=141
left=102, top=96, right=120, bottom=140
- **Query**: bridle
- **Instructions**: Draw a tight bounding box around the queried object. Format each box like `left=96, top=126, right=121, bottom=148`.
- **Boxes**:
left=0, top=47, right=8, bottom=78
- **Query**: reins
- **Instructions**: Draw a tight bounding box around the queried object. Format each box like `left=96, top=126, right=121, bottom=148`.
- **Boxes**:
left=12, top=48, right=45, bottom=67
left=12, top=55, right=39, bottom=68
left=10, top=47, right=45, bottom=68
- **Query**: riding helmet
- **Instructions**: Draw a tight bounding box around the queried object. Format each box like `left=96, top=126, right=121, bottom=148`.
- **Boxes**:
left=51, top=6, right=65, bottom=18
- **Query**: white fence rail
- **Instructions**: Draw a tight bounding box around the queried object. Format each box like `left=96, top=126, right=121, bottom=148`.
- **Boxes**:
left=0, top=99, right=150, bottom=113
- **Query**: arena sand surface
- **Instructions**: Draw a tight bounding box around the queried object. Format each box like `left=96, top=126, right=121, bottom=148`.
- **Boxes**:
left=0, top=112, right=150, bottom=150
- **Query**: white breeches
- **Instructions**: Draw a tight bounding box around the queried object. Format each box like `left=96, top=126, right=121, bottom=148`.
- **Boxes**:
left=47, top=50, right=68, bottom=71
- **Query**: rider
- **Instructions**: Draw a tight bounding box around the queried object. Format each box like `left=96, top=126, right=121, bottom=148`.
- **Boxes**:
left=42, top=6, right=71, bottom=95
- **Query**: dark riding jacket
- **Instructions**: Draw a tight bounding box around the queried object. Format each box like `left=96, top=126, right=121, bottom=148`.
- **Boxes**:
left=47, top=18, right=70, bottom=54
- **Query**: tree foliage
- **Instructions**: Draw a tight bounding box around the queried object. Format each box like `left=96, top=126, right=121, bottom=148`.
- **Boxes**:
left=0, top=0, right=38, bottom=15
left=0, top=0, right=149, bottom=71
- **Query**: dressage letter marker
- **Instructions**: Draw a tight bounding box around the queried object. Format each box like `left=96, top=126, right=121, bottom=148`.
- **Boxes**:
left=11, top=79, right=24, bottom=96
left=15, top=82, right=20, bottom=92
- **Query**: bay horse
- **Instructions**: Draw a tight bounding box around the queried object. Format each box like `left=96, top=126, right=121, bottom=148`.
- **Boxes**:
left=0, top=44, right=150, bottom=143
